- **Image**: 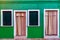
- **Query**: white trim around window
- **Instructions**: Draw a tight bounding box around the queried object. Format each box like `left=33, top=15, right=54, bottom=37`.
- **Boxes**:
left=44, top=9, right=59, bottom=38
left=1, top=9, right=13, bottom=26
left=28, top=9, right=40, bottom=26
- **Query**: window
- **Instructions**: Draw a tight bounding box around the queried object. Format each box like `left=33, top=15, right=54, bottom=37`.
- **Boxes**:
left=44, top=9, right=59, bottom=38
left=28, top=10, right=40, bottom=26
left=1, top=9, right=13, bottom=26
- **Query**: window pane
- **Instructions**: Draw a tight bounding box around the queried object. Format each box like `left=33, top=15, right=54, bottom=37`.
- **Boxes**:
left=29, top=11, right=38, bottom=25
left=3, top=11, right=11, bottom=25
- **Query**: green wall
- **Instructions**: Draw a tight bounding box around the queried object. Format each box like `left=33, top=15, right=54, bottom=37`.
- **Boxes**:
left=0, top=0, right=59, bottom=1
left=0, top=0, right=59, bottom=38
left=0, top=27, right=13, bottom=38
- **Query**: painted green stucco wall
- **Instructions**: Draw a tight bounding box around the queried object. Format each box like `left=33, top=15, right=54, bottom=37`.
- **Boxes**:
left=0, top=0, right=60, bottom=38
left=0, top=27, right=13, bottom=38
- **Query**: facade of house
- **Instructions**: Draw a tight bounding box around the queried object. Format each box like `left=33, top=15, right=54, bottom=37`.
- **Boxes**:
left=0, top=0, right=60, bottom=40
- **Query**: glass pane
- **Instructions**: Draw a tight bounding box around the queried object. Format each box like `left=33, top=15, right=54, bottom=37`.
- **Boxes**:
left=3, top=11, right=11, bottom=25
left=29, top=11, right=38, bottom=25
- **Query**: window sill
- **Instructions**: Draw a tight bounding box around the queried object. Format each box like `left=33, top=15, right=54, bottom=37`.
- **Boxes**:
left=28, top=25, right=40, bottom=27
left=0, top=26, right=13, bottom=27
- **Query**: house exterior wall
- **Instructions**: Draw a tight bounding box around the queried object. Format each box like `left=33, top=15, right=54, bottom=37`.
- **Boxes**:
left=0, top=0, right=58, bottom=1
left=0, top=0, right=59, bottom=38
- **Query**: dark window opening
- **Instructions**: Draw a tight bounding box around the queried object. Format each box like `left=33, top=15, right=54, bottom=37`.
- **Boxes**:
left=29, top=11, right=38, bottom=25
left=3, top=11, right=11, bottom=25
